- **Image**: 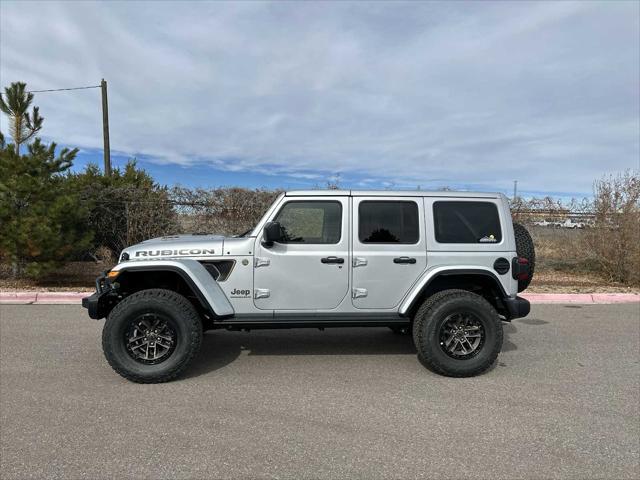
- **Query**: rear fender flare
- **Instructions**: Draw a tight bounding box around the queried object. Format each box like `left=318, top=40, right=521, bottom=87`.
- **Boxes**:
left=399, top=266, right=508, bottom=316
left=112, top=259, right=234, bottom=317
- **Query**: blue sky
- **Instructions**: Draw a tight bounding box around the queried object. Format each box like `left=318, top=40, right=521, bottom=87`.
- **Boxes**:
left=1, top=1, right=638, bottom=198
left=71, top=148, right=592, bottom=200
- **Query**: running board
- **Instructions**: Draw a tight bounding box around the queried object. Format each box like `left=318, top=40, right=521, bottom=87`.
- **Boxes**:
left=218, top=313, right=408, bottom=329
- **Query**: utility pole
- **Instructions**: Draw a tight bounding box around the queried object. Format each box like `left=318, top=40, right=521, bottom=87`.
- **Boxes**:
left=101, top=78, right=111, bottom=176
left=513, top=180, right=518, bottom=199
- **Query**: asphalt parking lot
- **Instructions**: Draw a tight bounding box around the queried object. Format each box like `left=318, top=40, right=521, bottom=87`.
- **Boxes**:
left=1, top=304, right=638, bottom=479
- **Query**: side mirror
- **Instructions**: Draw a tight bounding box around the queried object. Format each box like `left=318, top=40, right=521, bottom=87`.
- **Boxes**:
left=262, top=221, right=283, bottom=247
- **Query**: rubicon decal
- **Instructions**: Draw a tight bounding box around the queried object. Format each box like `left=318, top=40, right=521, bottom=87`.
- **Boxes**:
left=135, top=248, right=216, bottom=257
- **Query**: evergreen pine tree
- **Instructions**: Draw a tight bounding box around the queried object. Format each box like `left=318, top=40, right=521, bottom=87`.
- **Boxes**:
left=0, top=86, right=92, bottom=277
left=0, top=82, right=43, bottom=154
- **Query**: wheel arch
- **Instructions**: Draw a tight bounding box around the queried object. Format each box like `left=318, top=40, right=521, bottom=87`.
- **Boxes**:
left=400, top=268, right=510, bottom=319
left=111, top=259, right=234, bottom=320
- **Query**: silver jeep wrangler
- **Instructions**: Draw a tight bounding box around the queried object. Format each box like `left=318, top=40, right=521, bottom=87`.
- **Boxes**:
left=83, top=190, right=534, bottom=383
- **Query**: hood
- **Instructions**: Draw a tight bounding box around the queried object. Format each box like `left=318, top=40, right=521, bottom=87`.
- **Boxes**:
left=121, top=234, right=225, bottom=261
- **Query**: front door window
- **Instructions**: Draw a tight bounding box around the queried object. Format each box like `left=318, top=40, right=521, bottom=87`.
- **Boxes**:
left=274, top=201, right=342, bottom=244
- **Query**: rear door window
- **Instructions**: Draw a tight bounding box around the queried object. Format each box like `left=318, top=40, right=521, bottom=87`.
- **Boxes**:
left=358, top=201, right=419, bottom=244
left=433, top=201, right=502, bottom=243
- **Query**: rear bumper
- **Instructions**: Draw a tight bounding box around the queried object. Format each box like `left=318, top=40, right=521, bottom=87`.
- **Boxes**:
left=503, top=296, right=530, bottom=320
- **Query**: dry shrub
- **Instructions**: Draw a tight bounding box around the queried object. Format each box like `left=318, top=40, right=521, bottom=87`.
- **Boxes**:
left=84, top=186, right=279, bottom=259
left=584, top=171, right=640, bottom=285
left=87, top=185, right=178, bottom=256
left=93, top=245, right=116, bottom=265
left=171, top=187, right=281, bottom=236
left=510, top=196, right=566, bottom=224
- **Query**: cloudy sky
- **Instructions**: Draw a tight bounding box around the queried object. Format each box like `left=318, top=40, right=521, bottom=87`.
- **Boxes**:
left=1, top=1, right=638, bottom=197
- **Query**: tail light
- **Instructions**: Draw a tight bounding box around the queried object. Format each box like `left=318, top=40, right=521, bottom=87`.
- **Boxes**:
left=512, top=257, right=530, bottom=281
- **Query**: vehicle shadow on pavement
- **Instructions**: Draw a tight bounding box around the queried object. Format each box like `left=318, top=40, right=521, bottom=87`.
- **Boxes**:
left=501, top=317, right=548, bottom=354
left=186, top=322, right=527, bottom=379
left=502, top=322, right=518, bottom=352
left=185, top=328, right=416, bottom=378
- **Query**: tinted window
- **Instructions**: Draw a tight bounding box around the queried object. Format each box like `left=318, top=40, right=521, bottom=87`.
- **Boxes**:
left=433, top=201, right=502, bottom=243
left=274, top=201, right=342, bottom=244
left=359, top=201, right=419, bottom=244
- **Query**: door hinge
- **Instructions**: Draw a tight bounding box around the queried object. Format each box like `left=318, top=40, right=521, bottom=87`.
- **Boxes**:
left=352, top=288, right=368, bottom=299
left=353, top=257, right=367, bottom=267
left=254, top=288, right=270, bottom=299
left=254, top=257, right=270, bottom=268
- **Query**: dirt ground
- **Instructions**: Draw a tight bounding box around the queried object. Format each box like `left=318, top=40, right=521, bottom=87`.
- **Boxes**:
left=0, top=261, right=637, bottom=293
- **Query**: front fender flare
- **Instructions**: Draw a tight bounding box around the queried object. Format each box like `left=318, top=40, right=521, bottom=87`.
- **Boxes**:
left=399, top=266, right=509, bottom=316
left=112, top=259, right=234, bottom=317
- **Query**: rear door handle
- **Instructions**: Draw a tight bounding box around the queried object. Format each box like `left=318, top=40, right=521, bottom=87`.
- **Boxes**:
left=321, top=256, right=345, bottom=264
left=393, top=257, right=416, bottom=264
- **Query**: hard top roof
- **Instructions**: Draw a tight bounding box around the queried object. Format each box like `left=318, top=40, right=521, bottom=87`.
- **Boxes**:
left=285, top=190, right=503, bottom=198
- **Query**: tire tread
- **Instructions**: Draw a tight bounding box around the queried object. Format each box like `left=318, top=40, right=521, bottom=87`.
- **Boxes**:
left=102, top=288, right=202, bottom=383
left=412, top=289, right=502, bottom=377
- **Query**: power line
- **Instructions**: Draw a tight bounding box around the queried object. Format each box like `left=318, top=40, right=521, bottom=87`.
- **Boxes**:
left=0, top=80, right=111, bottom=175
left=0, top=85, right=101, bottom=95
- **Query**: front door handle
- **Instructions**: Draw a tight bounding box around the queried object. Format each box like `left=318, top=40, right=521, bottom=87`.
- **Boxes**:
left=393, top=257, right=417, bottom=264
left=321, top=256, right=345, bottom=264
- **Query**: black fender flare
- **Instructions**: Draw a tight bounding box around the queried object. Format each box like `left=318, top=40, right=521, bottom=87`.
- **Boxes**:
left=399, top=268, right=510, bottom=316
left=110, top=259, right=234, bottom=317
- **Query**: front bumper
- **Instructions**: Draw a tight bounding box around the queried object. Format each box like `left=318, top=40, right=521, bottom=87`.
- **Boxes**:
left=503, top=296, right=530, bottom=320
left=82, top=291, right=107, bottom=319
left=82, top=272, right=116, bottom=319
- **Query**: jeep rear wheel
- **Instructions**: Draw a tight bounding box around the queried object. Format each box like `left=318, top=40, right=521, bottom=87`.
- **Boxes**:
left=413, top=289, right=503, bottom=377
left=102, top=289, right=202, bottom=383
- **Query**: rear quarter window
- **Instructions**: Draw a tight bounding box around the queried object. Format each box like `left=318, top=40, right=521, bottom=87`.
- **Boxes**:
left=433, top=201, right=502, bottom=244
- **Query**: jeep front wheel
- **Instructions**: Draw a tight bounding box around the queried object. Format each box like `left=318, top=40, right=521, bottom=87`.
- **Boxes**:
left=412, top=289, right=503, bottom=377
left=102, top=289, right=203, bottom=383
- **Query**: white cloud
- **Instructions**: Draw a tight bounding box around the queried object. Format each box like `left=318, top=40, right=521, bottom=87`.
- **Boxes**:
left=1, top=0, right=638, bottom=194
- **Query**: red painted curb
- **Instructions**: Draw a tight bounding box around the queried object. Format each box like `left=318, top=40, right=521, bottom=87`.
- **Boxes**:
left=1, top=291, right=638, bottom=305
left=591, top=293, right=640, bottom=304
left=35, top=292, right=91, bottom=304
left=521, top=293, right=640, bottom=304
left=0, top=292, right=90, bottom=305
left=0, top=292, right=38, bottom=304
left=521, top=293, right=593, bottom=304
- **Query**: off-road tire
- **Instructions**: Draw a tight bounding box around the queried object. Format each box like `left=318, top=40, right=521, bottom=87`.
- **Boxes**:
left=513, top=222, right=535, bottom=292
left=412, top=289, right=503, bottom=377
left=102, top=289, right=202, bottom=383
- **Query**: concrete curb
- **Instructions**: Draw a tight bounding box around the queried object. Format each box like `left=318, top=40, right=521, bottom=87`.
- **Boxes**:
left=0, top=292, right=91, bottom=305
left=1, top=291, right=639, bottom=305
left=522, top=293, right=639, bottom=304
left=524, top=293, right=640, bottom=304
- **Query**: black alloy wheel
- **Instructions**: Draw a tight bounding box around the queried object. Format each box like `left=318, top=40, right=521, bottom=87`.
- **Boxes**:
left=438, top=312, right=485, bottom=359
left=124, top=313, right=177, bottom=364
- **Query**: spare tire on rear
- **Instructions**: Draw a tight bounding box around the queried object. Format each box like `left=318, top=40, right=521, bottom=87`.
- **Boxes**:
left=513, top=223, right=535, bottom=292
